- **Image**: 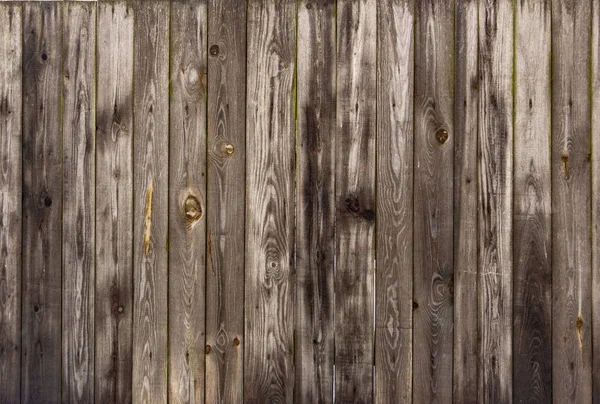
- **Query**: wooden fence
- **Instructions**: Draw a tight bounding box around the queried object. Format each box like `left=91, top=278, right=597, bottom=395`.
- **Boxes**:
left=0, top=0, right=599, bottom=403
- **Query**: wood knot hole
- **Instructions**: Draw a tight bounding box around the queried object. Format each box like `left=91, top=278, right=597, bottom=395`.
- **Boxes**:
left=576, top=316, right=584, bottom=331
left=233, top=337, right=240, bottom=347
left=44, top=196, right=52, bottom=207
left=205, top=345, right=211, bottom=355
left=435, top=129, right=449, bottom=145
left=184, top=195, right=203, bottom=224
left=224, top=143, right=235, bottom=155
left=209, top=45, right=219, bottom=56
left=41, top=52, right=47, bottom=61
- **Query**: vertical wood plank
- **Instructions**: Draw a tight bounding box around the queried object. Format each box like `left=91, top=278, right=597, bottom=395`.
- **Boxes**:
left=244, top=0, right=296, bottom=402
left=453, top=1, right=478, bottom=402
left=375, top=1, right=413, bottom=403
left=61, top=3, right=96, bottom=402
left=335, top=0, right=376, bottom=402
left=0, top=3, right=21, bottom=402
left=478, top=0, right=513, bottom=402
left=95, top=2, right=134, bottom=403
left=295, top=1, right=335, bottom=403
left=552, top=1, right=593, bottom=402
left=413, top=0, right=454, bottom=402
left=513, top=1, right=552, bottom=402
left=205, top=0, right=246, bottom=401
left=132, top=2, right=170, bottom=403
left=168, top=1, right=207, bottom=403
left=21, top=3, right=62, bottom=402
left=593, top=0, right=600, bottom=401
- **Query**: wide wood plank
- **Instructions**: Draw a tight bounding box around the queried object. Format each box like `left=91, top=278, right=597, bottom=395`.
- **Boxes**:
left=244, top=0, right=296, bottom=402
left=551, top=1, right=593, bottom=402
left=61, top=3, right=96, bottom=402
left=95, top=3, right=134, bottom=403
left=375, top=1, right=413, bottom=403
left=295, top=1, right=335, bottom=403
left=453, top=1, right=478, bottom=402
left=205, top=0, right=246, bottom=401
left=21, top=3, right=62, bottom=402
left=335, top=1, right=376, bottom=402
left=132, top=2, right=170, bottom=402
left=478, top=0, right=513, bottom=402
left=0, top=4, right=22, bottom=402
left=168, top=1, right=207, bottom=402
left=413, top=1, right=454, bottom=402
left=513, top=1, right=552, bottom=402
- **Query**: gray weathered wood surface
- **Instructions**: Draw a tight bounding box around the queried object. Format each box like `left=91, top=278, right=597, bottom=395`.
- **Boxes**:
left=1, top=1, right=600, bottom=403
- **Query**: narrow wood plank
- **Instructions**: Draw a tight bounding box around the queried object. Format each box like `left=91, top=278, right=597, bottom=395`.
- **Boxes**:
left=453, top=1, right=478, bottom=402
left=205, top=0, right=246, bottom=401
left=132, top=2, right=170, bottom=402
left=513, top=1, right=552, bottom=402
left=295, top=1, right=335, bottom=403
left=244, top=0, right=296, bottom=402
left=335, top=0, right=376, bottom=402
left=478, top=0, right=513, bottom=402
left=593, top=1, right=600, bottom=401
left=95, top=3, right=134, bottom=403
left=413, top=0, right=454, bottom=402
left=168, top=1, right=206, bottom=402
left=551, top=1, right=593, bottom=402
left=61, top=3, right=96, bottom=402
left=0, top=4, right=22, bottom=402
left=21, top=3, right=62, bottom=402
left=375, top=1, right=413, bottom=403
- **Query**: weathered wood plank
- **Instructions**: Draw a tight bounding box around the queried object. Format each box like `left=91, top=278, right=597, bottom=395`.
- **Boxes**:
left=168, top=1, right=206, bottom=402
left=21, top=3, right=62, bottom=402
left=593, top=1, right=600, bottom=401
left=95, top=3, right=134, bottom=403
left=335, top=0, right=376, bottom=402
left=0, top=4, right=21, bottom=402
left=453, top=1, right=478, bottom=402
left=132, top=2, right=170, bottom=403
left=413, top=0, right=454, bottom=402
left=205, top=0, right=246, bottom=401
left=295, top=1, right=335, bottom=403
left=552, top=1, right=593, bottom=403
left=375, top=1, right=413, bottom=403
left=478, top=0, right=513, bottom=402
left=61, top=3, right=96, bottom=402
left=244, top=0, right=296, bottom=402
left=513, top=1, right=552, bottom=402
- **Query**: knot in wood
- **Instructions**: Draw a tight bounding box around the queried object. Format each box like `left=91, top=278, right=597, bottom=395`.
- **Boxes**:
left=205, top=345, right=211, bottom=355
left=435, top=128, right=449, bottom=144
left=209, top=44, right=219, bottom=56
left=184, top=195, right=203, bottom=223
left=224, top=143, right=235, bottom=155
left=233, top=337, right=240, bottom=347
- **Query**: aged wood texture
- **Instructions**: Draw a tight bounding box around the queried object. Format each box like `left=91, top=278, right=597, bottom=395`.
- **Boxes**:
left=295, top=1, right=335, bottom=403
left=61, top=3, right=96, bottom=402
left=453, top=1, right=478, bottom=402
left=478, top=0, right=513, bottom=402
left=0, top=4, right=21, bottom=402
left=375, top=1, right=413, bottom=403
left=168, top=1, right=207, bottom=402
left=205, top=0, right=245, bottom=401
left=21, top=3, right=62, bottom=402
left=132, top=2, right=170, bottom=403
left=244, top=0, right=296, bottom=402
left=413, top=0, right=454, bottom=402
left=594, top=1, right=600, bottom=401
left=513, top=1, right=552, bottom=402
left=335, top=0, right=376, bottom=402
left=95, top=3, right=134, bottom=403
left=552, top=1, right=593, bottom=403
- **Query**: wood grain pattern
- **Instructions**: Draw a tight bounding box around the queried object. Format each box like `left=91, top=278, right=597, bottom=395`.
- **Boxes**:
left=551, top=1, right=593, bottom=403
left=95, top=3, right=134, bottom=403
left=0, top=4, right=21, bottom=402
left=244, top=0, right=296, bottom=402
left=205, top=0, right=245, bottom=401
left=132, top=2, right=170, bottom=403
left=61, top=4, right=96, bottom=402
left=335, top=0, right=376, bottom=402
left=295, top=1, right=335, bottom=403
left=453, top=1, right=478, bottom=402
left=478, top=0, right=513, bottom=402
left=593, top=1, right=600, bottom=401
left=168, top=1, right=206, bottom=402
left=21, top=3, right=62, bottom=402
left=413, top=1, right=454, bottom=402
left=375, top=1, right=413, bottom=403
left=513, top=1, right=552, bottom=402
